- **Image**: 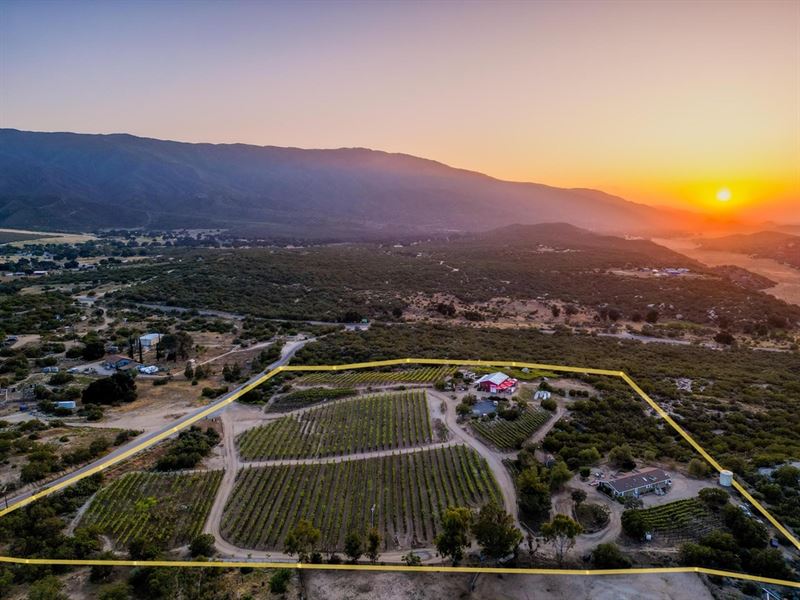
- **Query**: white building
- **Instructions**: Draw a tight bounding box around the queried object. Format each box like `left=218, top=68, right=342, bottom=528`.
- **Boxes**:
left=138, top=333, right=162, bottom=350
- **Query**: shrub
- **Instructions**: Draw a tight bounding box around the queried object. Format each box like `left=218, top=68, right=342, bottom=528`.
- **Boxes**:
left=269, top=568, right=293, bottom=594
left=688, top=458, right=711, bottom=478
left=592, top=543, right=631, bottom=568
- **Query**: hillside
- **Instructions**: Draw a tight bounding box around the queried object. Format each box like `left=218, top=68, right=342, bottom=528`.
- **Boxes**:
left=0, top=129, right=697, bottom=239
left=699, top=231, right=800, bottom=269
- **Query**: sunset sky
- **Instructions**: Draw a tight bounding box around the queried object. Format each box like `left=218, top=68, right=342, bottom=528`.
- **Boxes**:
left=1, top=0, right=798, bottom=221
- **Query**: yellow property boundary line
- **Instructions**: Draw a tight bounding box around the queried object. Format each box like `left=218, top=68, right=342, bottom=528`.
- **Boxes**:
left=1, top=358, right=797, bottom=588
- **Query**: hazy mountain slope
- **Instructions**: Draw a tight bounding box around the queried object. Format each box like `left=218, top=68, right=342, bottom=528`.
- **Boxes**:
left=0, top=129, right=691, bottom=238
left=699, top=231, right=800, bottom=268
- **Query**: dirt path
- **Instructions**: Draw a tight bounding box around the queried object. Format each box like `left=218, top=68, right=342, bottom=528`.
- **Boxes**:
left=203, top=410, right=237, bottom=543
left=65, top=491, right=97, bottom=535
left=428, top=390, right=519, bottom=525
left=179, top=339, right=276, bottom=374
left=549, top=475, right=624, bottom=556
left=240, top=440, right=462, bottom=468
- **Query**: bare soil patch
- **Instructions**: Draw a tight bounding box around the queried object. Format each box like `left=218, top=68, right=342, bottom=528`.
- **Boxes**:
left=301, top=570, right=715, bottom=600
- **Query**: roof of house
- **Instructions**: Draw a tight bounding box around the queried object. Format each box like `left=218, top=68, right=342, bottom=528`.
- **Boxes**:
left=606, top=468, right=671, bottom=494
left=105, top=354, right=138, bottom=365
left=476, top=372, right=512, bottom=386
left=139, top=333, right=162, bottom=342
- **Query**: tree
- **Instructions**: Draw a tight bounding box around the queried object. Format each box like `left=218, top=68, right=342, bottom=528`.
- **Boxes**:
left=82, top=372, right=137, bottom=406
left=714, top=331, right=735, bottom=345
left=571, top=489, right=587, bottom=507
left=456, top=402, right=472, bottom=416
left=28, top=575, right=69, bottom=600
left=268, top=568, right=292, bottom=594
left=434, top=506, right=473, bottom=564
left=591, top=543, right=631, bottom=568
left=189, top=533, right=215, bottom=558
left=129, top=537, right=162, bottom=560
left=81, top=336, right=106, bottom=361
left=184, top=364, right=194, bottom=380
left=577, top=447, right=601, bottom=466
left=98, top=582, right=131, bottom=600
left=721, top=504, right=768, bottom=548
left=541, top=515, right=583, bottom=566
left=608, top=444, right=636, bottom=470
left=645, top=309, right=659, bottom=324
left=344, top=531, right=363, bottom=563
left=687, top=458, right=710, bottom=479
left=698, top=487, right=729, bottom=509
left=621, top=510, right=648, bottom=539
left=90, top=551, right=116, bottom=583
left=472, top=501, right=523, bottom=562
left=284, top=519, right=321, bottom=562
left=548, top=461, right=572, bottom=491
left=0, top=568, right=12, bottom=598
left=772, top=464, right=800, bottom=488
left=162, top=331, right=193, bottom=360
left=749, top=548, right=791, bottom=579
left=366, top=528, right=381, bottom=563
left=517, top=467, right=551, bottom=522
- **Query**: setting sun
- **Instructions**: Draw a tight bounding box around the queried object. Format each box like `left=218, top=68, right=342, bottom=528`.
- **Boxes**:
left=716, top=188, right=732, bottom=202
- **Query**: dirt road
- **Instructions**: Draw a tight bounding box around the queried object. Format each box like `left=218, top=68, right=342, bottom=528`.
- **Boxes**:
left=428, top=390, right=519, bottom=524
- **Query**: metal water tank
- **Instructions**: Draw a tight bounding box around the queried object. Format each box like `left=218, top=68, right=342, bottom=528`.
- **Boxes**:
left=719, top=470, right=733, bottom=487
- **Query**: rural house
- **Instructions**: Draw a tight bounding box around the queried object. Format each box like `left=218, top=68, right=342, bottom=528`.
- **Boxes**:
left=600, top=467, right=672, bottom=498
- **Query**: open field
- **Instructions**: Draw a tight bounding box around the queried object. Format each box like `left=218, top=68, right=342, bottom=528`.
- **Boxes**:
left=301, top=570, right=717, bottom=600
left=237, top=391, right=433, bottom=460
left=296, top=366, right=457, bottom=386
left=471, top=409, right=552, bottom=450
left=0, top=227, right=97, bottom=246
left=221, top=445, right=500, bottom=551
left=79, top=470, right=223, bottom=549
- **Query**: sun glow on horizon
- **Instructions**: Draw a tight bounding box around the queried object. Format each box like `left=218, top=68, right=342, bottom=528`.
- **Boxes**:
left=716, top=188, right=732, bottom=202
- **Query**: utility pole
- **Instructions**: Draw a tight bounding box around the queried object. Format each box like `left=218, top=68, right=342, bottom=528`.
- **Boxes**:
left=371, top=503, right=376, bottom=528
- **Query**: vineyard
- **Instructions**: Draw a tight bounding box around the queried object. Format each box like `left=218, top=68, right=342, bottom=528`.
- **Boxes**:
left=628, top=498, right=720, bottom=542
left=221, top=445, right=500, bottom=551
left=268, top=386, right=357, bottom=412
left=238, top=391, right=433, bottom=460
left=79, top=471, right=223, bottom=549
left=470, top=409, right=551, bottom=450
left=296, top=366, right=456, bottom=386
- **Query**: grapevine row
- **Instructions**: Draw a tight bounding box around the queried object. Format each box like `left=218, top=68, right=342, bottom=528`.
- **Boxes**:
left=220, top=445, right=499, bottom=551
left=79, top=471, right=223, bottom=549
left=238, top=391, right=433, bottom=460
left=297, top=366, right=456, bottom=386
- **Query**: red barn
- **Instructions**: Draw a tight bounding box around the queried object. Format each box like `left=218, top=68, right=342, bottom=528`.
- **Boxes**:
left=475, top=372, right=518, bottom=394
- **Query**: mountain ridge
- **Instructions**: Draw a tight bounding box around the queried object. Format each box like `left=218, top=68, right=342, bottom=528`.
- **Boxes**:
left=1, top=128, right=704, bottom=240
